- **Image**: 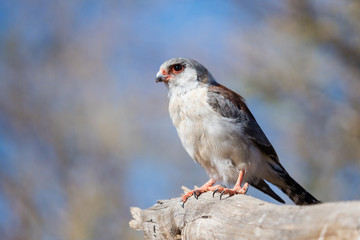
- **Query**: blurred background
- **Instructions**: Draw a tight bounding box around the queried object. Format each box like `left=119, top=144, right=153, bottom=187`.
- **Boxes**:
left=1, top=0, right=360, bottom=239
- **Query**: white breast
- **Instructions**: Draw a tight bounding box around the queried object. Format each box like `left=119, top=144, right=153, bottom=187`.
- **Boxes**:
left=168, top=86, right=256, bottom=185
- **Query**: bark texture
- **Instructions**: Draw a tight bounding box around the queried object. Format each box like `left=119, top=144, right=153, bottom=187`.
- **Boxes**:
left=129, top=192, right=360, bottom=240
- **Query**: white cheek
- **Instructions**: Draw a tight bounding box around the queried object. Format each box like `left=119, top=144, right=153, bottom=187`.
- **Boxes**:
left=178, top=68, right=197, bottom=82
left=168, top=68, right=199, bottom=92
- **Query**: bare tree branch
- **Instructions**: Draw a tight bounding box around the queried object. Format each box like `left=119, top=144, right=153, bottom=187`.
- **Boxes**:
left=130, top=192, right=360, bottom=240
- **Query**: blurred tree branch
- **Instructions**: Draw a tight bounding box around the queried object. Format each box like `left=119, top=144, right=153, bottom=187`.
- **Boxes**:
left=287, top=0, right=360, bottom=75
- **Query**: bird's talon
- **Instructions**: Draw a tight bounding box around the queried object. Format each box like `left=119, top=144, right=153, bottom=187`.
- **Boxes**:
left=220, top=190, right=226, bottom=200
left=193, top=191, right=199, bottom=199
left=212, top=189, right=218, bottom=197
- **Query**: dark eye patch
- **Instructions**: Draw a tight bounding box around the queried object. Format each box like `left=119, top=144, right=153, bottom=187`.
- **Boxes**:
left=172, top=64, right=184, bottom=73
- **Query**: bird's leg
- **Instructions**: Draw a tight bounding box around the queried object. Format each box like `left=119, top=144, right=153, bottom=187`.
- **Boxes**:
left=214, top=170, right=249, bottom=200
left=181, top=178, right=222, bottom=204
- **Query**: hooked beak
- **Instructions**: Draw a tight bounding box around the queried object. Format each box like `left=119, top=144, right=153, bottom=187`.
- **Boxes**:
left=155, top=71, right=166, bottom=83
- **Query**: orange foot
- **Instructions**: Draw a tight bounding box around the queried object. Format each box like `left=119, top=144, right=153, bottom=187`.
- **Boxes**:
left=213, top=183, right=249, bottom=200
left=213, top=169, right=249, bottom=200
left=181, top=179, right=221, bottom=207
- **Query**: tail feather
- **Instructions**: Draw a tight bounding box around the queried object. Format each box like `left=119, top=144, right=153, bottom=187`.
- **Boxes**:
left=279, top=173, right=321, bottom=205
left=250, top=178, right=285, bottom=204
left=267, top=162, right=321, bottom=205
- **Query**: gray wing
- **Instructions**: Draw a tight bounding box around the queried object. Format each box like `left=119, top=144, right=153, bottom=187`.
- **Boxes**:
left=207, top=84, right=279, bottom=162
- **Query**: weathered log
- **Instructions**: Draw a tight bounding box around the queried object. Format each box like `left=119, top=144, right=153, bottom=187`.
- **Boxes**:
left=129, top=192, right=360, bottom=240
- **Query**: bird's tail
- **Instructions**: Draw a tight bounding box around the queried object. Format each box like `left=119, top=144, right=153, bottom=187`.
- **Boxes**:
left=268, top=162, right=321, bottom=205
left=278, top=173, right=321, bottom=205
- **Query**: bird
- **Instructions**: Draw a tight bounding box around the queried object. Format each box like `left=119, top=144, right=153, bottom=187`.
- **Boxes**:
left=155, top=57, right=321, bottom=206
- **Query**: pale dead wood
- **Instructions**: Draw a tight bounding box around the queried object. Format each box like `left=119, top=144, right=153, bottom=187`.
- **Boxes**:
left=129, top=192, right=360, bottom=240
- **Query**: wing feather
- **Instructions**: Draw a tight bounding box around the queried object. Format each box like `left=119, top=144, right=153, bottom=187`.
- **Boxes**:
left=207, top=84, right=279, bottom=162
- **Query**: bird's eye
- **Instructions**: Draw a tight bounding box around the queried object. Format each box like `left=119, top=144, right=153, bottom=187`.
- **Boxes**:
left=172, top=64, right=184, bottom=73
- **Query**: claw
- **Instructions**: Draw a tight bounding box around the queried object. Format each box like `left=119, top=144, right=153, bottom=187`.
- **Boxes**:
left=193, top=191, right=199, bottom=199
left=220, top=190, right=226, bottom=200
left=212, top=189, right=219, bottom=197
left=179, top=200, right=185, bottom=208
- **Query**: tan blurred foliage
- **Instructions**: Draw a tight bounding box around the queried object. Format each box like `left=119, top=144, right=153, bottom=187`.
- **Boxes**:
left=0, top=1, right=142, bottom=240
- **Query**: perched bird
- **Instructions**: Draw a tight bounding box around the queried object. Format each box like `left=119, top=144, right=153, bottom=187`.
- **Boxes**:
left=156, top=57, right=321, bottom=206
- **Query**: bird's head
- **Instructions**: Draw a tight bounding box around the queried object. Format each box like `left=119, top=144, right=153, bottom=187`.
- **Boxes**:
left=155, top=58, right=216, bottom=90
